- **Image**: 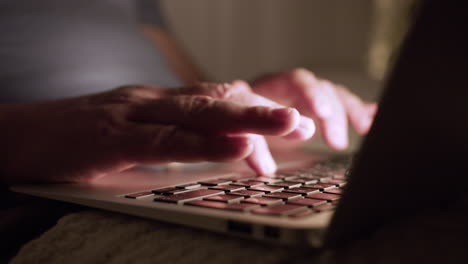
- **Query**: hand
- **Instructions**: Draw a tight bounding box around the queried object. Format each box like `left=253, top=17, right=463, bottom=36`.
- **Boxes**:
left=0, top=83, right=315, bottom=183
left=251, top=68, right=378, bottom=150
left=170, top=82, right=315, bottom=175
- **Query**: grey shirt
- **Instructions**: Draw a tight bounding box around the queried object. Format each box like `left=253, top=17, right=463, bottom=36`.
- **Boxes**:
left=0, top=0, right=181, bottom=103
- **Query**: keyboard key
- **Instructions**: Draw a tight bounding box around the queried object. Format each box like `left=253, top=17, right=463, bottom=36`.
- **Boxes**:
left=324, top=188, right=343, bottom=195
left=187, top=200, right=260, bottom=211
left=289, top=209, right=314, bottom=218
left=298, top=175, right=329, bottom=180
left=287, top=178, right=318, bottom=185
left=152, top=187, right=178, bottom=195
left=125, top=191, right=154, bottom=199
left=242, top=197, right=283, bottom=206
left=268, top=182, right=302, bottom=189
left=263, top=192, right=302, bottom=200
left=248, top=185, right=284, bottom=193
left=299, top=171, right=332, bottom=179
left=223, top=174, right=255, bottom=181
left=176, top=183, right=202, bottom=189
left=164, top=189, right=194, bottom=195
left=224, top=203, right=261, bottom=211
left=306, top=192, right=340, bottom=201
left=252, top=204, right=307, bottom=216
left=313, top=203, right=335, bottom=212
left=154, top=189, right=224, bottom=204
left=253, top=176, right=283, bottom=183
left=283, top=187, right=320, bottom=195
left=198, top=179, right=232, bottom=186
left=229, top=190, right=264, bottom=198
left=268, top=174, right=297, bottom=180
left=230, top=180, right=264, bottom=187
left=319, top=179, right=346, bottom=187
left=226, top=203, right=260, bottom=211
left=329, top=169, right=348, bottom=179
left=296, top=168, right=317, bottom=173
left=303, top=184, right=336, bottom=191
left=204, top=194, right=244, bottom=204
left=297, top=168, right=327, bottom=175
left=286, top=197, right=326, bottom=207
left=277, top=170, right=302, bottom=176
left=332, top=174, right=347, bottom=180
left=185, top=200, right=229, bottom=210
left=209, top=185, right=245, bottom=192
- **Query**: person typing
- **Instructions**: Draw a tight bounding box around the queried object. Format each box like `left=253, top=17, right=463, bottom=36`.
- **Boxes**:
left=0, top=0, right=376, bottom=183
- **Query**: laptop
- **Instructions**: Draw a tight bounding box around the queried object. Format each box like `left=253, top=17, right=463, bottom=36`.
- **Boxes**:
left=10, top=0, right=468, bottom=249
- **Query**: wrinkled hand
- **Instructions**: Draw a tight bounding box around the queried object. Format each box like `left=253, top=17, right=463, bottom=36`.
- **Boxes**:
left=0, top=83, right=315, bottom=183
left=252, top=68, right=378, bottom=149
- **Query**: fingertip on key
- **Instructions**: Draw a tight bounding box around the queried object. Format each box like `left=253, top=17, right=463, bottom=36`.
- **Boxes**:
left=250, top=154, right=277, bottom=176
left=260, top=156, right=278, bottom=176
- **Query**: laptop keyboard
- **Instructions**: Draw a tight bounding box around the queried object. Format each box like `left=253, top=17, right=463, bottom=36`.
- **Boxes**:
left=124, top=157, right=350, bottom=218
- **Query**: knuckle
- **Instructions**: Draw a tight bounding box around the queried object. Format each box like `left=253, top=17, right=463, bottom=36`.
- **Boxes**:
left=179, top=95, right=215, bottom=117
left=195, top=82, right=247, bottom=100
left=336, top=84, right=362, bottom=104
left=108, top=85, right=158, bottom=104
left=150, top=126, right=182, bottom=159
left=335, top=83, right=348, bottom=92
left=318, top=80, right=335, bottom=93
left=93, top=106, right=128, bottom=142
left=245, top=105, right=269, bottom=119
left=189, top=81, right=253, bottom=101
left=289, top=67, right=315, bottom=80
left=209, top=83, right=235, bottom=99
left=287, top=68, right=318, bottom=89
left=153, top=125, right=178, bottom=146
left=108, top=87, right=143, bottom=104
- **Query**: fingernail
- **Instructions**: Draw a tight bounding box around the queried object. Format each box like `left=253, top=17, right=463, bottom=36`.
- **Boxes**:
left=270, top=107, right=300, bottom=135
left=297, top=117, right=316, bottom=139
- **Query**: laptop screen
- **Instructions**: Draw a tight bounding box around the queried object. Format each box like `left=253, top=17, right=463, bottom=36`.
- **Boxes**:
left=325, top=0, right=468, bottom=247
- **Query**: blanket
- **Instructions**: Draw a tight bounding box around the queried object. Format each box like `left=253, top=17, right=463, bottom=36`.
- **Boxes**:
left=11, top=206, right=468, bottom=264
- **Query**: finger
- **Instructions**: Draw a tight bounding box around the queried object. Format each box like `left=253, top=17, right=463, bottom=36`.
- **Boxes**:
left=335, top=86, right=378, bottom=135
left=177, top=81, right=315, bottom=141
left=317, top=81, right=349, bottom=150
left=286, top=69, right=334, bottom=119
left=245, top=135, right=277, bottom=175
left=363, top=102, right=378, bottom=132
left=128, top=95, right=299, bottom=136
left=282, top=117, right=316, bottom=140
left=170, top=83, right=281, bottom=174
left=93, top=85, right=164, bottom=104
left=366, top=103, right=378, bottom=117
left=286, top=71, right=349, bottom=148
left=122, top=124, right=254, bottom=164
left=231, top=80, right=316, bottom=141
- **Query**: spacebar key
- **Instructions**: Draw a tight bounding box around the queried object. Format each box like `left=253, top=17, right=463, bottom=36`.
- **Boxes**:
left=154, top=189, right=223, bottom=204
